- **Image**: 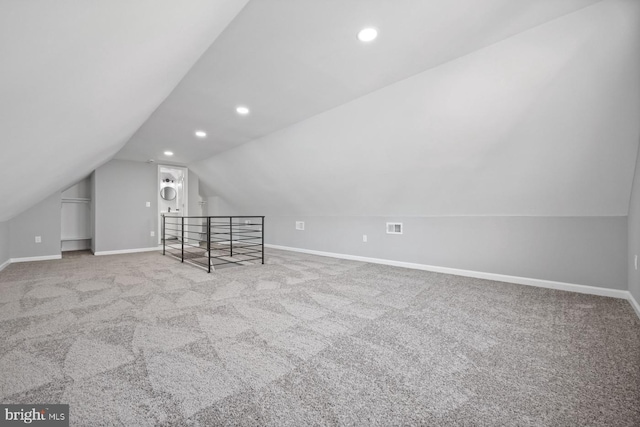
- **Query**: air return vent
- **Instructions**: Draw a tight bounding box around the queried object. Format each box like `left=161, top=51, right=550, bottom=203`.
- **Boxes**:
left=296, top=221, right=305, bottom=231
left=386, top=222, right=403, bottom=234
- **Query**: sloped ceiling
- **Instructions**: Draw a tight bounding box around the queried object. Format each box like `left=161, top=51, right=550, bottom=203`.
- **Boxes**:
left=0, top=0, right=248, bottom=222
left=190, top=0, right=640, bottom=217
left=3, top=0, right=638, bottom=222
left=117, top=0, right=601, bottom=164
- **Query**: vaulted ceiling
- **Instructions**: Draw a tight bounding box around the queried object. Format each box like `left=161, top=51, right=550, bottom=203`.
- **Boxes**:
left=1, top=0, right=638, bottom=221
left=117, top=0, right=602, bottom=164
left=0, top=0, right=248, bottom=221
left=189, top=0, right=640, bottom=217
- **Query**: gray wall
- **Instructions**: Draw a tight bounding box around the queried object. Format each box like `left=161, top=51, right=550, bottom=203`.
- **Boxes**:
left=0, top=221, right=9, bottom=266
left=9, top=192, right=62, bottom=259
left=188, top=170, right=202, bottom=217
left=62, top=177, right=92, bottom=198
left=267, top=215, right=627, bottom=290
left=205, top=196, right=236, bottom=217
left=94, top=159, right=158, bottom=252
left=628, top=144, right=640, bottom=302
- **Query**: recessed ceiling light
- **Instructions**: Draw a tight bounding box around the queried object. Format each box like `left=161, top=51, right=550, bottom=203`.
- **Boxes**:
left=357, top=27, right=378, bottom=42
left=164, top=151, right=174, bottom=156
left=195, top=130, right=207, bottom=138
left=236, top=106, right=250, bottom=115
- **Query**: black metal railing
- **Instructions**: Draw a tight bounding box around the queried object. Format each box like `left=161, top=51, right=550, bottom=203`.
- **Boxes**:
left=161, top=215, right=265, bottom=272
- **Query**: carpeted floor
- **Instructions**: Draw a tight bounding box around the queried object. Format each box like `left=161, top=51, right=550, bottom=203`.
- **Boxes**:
left=0, top=249, right=638, bottom=426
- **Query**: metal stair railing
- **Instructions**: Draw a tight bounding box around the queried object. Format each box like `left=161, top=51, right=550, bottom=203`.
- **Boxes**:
left=162, top=215, right=265, bottom=272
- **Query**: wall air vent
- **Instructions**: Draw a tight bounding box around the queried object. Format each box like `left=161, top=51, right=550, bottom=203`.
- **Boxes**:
left=296, top=221, right=305, bottom=231
left=386, top=222, right=403, bottom=234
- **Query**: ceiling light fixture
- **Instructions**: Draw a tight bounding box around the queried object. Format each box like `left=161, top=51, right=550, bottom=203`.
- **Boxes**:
left=357, top=27, right=378, bottom=42
left=195, top=130, right=207, bottom=138
left=164, top=151, right=174, bottom=156
left=236, top=106, right=250, bottom=115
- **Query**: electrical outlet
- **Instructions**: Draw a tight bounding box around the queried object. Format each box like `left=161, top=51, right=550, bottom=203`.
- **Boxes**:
left=363, top=234, right=367, bottom=242
left=145, top=202, right=151, bottom=207
left=150, top=231, right=155, bottom=237
left=295, top=221, right=305, bottom=231
left=35, top=236, right=42, bottom=243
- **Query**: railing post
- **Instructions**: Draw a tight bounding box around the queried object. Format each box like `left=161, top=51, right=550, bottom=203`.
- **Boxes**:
left=261, top=216, right=265, bottom=265
left=229, top=216, right=233, bottom=257
left=181, top=216, right=184, bottom=263
left=207, top=217, right=211, bottom=273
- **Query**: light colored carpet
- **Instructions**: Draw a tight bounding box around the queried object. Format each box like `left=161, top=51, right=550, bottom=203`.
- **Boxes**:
left=0, top=249, right=638, bottom=426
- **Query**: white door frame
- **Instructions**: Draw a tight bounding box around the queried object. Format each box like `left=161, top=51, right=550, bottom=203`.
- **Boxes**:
left=158, top=165, right=188, bottom=244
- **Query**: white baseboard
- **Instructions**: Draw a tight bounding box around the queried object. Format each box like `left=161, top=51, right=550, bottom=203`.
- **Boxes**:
left=94, top=246, right=162, bottom=256
left=0, top=258, right=10, bottom=272
left=264, top=244, right=631, bottom=301
left=628, top=292, right=640, bottom=320
left=11, top=254, right=62, bottom=263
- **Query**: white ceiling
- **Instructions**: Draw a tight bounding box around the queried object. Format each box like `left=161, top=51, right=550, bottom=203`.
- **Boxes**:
left=0, top=0, right=248, bottom=222
left=190, top=0, right=640, bottom=217
left=4, top=0, right=639, bottom=222
left=116, top=0, right=601, bottom=164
